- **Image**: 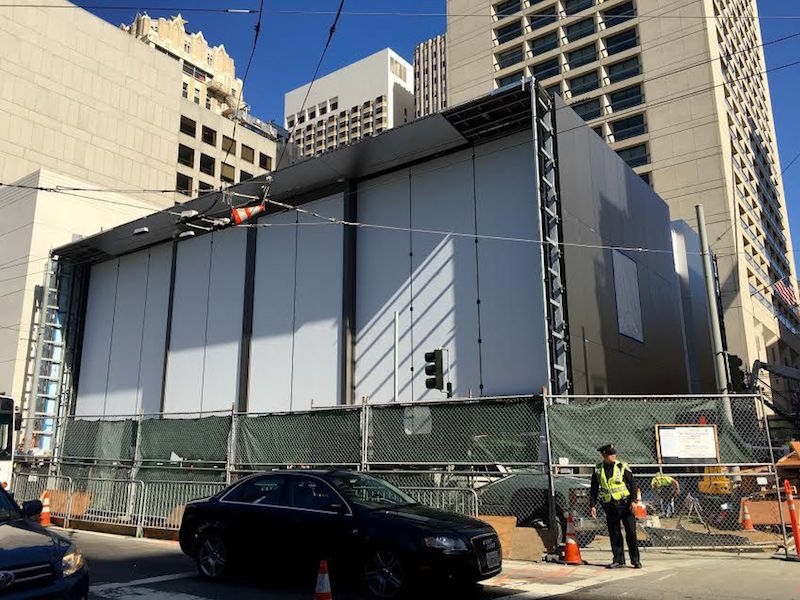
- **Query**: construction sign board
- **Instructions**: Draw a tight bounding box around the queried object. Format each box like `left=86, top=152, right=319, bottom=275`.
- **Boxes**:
left=655, top=424, right=720, bottom=464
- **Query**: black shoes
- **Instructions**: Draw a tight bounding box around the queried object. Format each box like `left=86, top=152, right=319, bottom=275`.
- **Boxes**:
left=633, top=562, right=643, bottom=569
left=606, top=563, right=626, bottom=569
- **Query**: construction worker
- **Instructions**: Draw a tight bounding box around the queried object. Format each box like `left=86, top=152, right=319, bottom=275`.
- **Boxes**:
left=650, top=473, right=680, bottom=518
left=589, top=444, right=641, bottom=569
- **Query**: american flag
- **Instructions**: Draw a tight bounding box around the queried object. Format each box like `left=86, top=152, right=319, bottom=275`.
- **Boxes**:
left=774, top=277, right=798, bottom=309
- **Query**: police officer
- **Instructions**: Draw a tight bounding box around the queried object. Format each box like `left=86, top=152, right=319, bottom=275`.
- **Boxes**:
left=589, top=444, right=641, bottom=569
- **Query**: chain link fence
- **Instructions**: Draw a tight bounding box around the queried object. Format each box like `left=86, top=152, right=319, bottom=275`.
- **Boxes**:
left=9, top=394, right=791, bottom=556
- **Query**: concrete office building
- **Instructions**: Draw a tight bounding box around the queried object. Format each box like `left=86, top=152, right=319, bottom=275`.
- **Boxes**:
left=284, top=49, right=415, bottom=158
left=446, top=0, right=799, bottom=400
left=47, top=83, right=690, bottom=423
left=0, top=2, right=279, bottom=448
left=414, top=34, right=448, bottom=117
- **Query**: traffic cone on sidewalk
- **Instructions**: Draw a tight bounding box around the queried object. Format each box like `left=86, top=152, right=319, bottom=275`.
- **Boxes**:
left=38, top=491, right=51, bottom=527
left=633, top=489, right=647, bottom=519
left=741, top=499, right=755, bottom=532
left=561, top=512, right=585, bottom=565
left=315, top=559, right=332, bottom=600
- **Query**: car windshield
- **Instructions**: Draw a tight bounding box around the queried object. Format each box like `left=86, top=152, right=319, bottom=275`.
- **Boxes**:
left=0, top=488, right=22, bottom=522
left=329, top=472, right=416, bottom=510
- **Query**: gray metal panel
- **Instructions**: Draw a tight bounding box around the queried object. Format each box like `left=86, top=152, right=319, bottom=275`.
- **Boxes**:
left=248, top=210, right=298, bottom=412
left=74, top=260, right=118, bottom=417
left=355, top=171, right=413, bottom=403
left=202, top=228, right=248, bottom=412
left=138, top=244, right=172, bottom=414
left=104, top=252, right=147, bottom=417
left=410, top=150, right=481, bottom=400
left=162, top=235, right=212, bottom=413
left=473, top=133, right=549, bottom=395
left=292, top=195, right=344, bottom=408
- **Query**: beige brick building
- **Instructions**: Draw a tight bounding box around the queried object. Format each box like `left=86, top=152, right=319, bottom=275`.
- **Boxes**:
left=414, top=34, right=448, bottom=117
left=447, top=0, right=800, bottom=401
left=0, top=2, right=280, bottom=447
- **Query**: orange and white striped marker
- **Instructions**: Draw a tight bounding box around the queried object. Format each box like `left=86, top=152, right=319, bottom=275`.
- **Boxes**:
left=232, top=203, right=266, bottom=225
left=741, top=499, right=755, bottom=531
left=315, top=559, right=332, bottom=600
left=39, top=491, right=51, bottom=527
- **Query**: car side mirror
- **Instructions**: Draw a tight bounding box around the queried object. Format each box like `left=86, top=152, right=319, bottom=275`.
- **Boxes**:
left=22, top=500, right=42, bottom=518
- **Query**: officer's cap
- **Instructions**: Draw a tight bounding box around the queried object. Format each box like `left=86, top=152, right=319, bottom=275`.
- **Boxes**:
left=597, top=444, right=617, bottom=455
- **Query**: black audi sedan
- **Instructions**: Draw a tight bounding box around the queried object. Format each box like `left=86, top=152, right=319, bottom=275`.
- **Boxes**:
left=0, top=486, right=89, bottom=599
left=179, top=469, right=501, bottom=598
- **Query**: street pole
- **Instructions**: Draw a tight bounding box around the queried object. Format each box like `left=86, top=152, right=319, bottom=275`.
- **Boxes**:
left=696, top=204, right=734, bottom=425
left=393, top=311, right=399, bottom=402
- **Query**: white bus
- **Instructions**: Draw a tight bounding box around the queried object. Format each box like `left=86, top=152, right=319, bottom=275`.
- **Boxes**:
left=0, top=395, right=18, bottom=490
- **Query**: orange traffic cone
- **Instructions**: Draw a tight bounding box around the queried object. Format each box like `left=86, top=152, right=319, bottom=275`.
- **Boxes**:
left=315, top=559, right=332, bottom=600
left=633, top=489, right=647, bottom=519
left=741, top=499, right=755, bottom=532
left=232, top=203, right=265, bottom=225
left=38, top=491, right=51, bottom=527
left=562, top=512, right=585, bottom=565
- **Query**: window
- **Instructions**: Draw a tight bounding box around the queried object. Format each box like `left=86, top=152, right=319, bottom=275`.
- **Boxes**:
left=607, top=56, right=640, bottom=83
left=298, top=114, right=305, bottom=124
left=533, top=57, right=559, bottom=79
left=603, top=1, right=636, bottom=27
left=176, top=172, right=192, bottom=196
left=496, top=45, right=525, bottom=69
left=610, top=114, right=646, bottom=140
left=639, top=172, right=651, bottom=185
left=320, top=105, right=327, bottom=115
left=497, top=70, right=525, bottom=88
left=605, top=28, right=638, bottom=55
left=496, top=20, right=523, bottom=44
left=240, top=170, right=253, bottom=182
left=241, top=144, right=254, bottom=163
left=531, top=31, right=558, bottom=54
left=205, top=96, right=211, bottom=110
left=207, top=52, right=214, bottom=66
left=530, top=8, right=557, bottom=30
left=390, top=57, right=408, bottom=81
left=198, top=180, right=214, bottom=192
left=201, top=126, right=217, bottom=147
left=308, top=109, right=316, bottom=119
left=221, top=162, right=235, bottom=183
left=593, top=125, right=604, bottom=137
left=194, top=87, right=200, bottom=105
left=612, top=250, right=644, bottom=342
left=177, top=144, right=194, bottom=167
left=222, top=136, right=236, bottom=156
left=260, top=153, right=272, bottom=170
left=182, top=82, right=188, bottom=99
left=330, top=99, right=338, bottom=110
left=546, top=84, right=561, bottom=98
left=571, top=98, right=601, bottom=120
left=569, top=70, right=599, bottom=95
left=184, top=39, right=191, bottom=53
left=287, top=476, right=341, bottom=512
left=617, top=143, right=649, bottom=167
left=287, top=119, right=295, bottom=128
left=199, top=153, right=215, bottom=176
left=609, top=84, right=643, bottom=111
left=224, top=475, right=286, bottom=505
left=180, top=115, right=196, bottom=137
left=494, top=0, right=520, bottom=18
left=564, top=0, right=593, bottom=15
left=567, top=44, right=597, bottom=68
left=565, top=18, right=595, bottom=42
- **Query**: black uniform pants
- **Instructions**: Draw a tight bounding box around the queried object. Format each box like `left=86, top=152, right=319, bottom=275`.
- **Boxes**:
left=603, top=500, right=640, bottom=565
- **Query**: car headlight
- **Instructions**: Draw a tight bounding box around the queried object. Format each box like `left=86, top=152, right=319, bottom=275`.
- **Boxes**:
left=62, top=545, right=84, bottom=577
left=424, top=535, right=468, bottom=552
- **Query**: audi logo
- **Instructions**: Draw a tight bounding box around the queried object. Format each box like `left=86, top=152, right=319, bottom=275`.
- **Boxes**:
left=0, top=571, right=15, bottom=591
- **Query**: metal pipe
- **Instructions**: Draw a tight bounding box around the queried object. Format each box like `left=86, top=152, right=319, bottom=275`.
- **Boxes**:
left=393, top=311, right=399, bottom=402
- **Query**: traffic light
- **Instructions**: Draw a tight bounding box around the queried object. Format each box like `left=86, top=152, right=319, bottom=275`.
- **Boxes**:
left=424, top=349, right=444, bottom=391
left=727, top=353, right=746, bottom=393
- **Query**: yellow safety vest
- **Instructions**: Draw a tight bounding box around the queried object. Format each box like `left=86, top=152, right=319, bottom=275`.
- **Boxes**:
left=596, top=461, right=630, bottom=503
left=650, top=474, right=675, bottom=490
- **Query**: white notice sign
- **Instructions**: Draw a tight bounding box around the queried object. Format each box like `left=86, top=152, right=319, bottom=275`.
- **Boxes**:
left=657, top=425, right=718, bottom=462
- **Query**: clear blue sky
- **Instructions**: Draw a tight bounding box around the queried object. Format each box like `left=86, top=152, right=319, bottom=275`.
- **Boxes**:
left=88, top=1, right=800, bottom=251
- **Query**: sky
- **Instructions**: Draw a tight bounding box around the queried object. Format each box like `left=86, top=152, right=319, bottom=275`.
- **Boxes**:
left=85, top=0, right=800, bottom=252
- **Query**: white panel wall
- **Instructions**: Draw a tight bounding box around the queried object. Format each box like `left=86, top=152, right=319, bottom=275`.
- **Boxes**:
left=410, top=152, right=480, bottom=400
left=474, top=136, right=548, bottom=394
left=292, top=195, right=344, bottom=409
left=75, top=260, right=119, bottom=416
left=249, top=210, right=298, bottom=412
left=104, top=253, right=148, bottom=417
left=355, top=172, right=413, bottom=403
left=138, top=245, right=172, bottom=414
left=202, top=228, right=247, bottom=412
left=163, top=235, right=212, bottom=413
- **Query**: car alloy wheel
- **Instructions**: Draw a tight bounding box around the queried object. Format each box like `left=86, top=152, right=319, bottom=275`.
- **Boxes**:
left=197, top=534, right=227, bottom=579
left=364, top=548, right=405, bottom=598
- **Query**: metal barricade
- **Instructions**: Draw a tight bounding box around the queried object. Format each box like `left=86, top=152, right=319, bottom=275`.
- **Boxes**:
left=401, top=486, right=479, bottom=517
left=9, top=472, right=73, bottom=522
left=68, top=478, right=144, bottom=532
left=139, top=480, right=227, bottom=530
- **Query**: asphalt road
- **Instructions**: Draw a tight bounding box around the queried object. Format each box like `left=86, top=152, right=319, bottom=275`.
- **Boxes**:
left=61, top=528, right=800, bottom=600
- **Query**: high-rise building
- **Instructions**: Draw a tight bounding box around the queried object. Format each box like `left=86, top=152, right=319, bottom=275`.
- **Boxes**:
left=284, top=49, right=414, bottom=158
left=446, top=0, right=800, bottom=402
left=414, top=34, right=448, bottom=117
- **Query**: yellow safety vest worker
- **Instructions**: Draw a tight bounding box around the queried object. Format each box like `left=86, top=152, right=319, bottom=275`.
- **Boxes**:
left=596, top=461, right=631, bottom=503
left=650, top=474, right=675, bottom=490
